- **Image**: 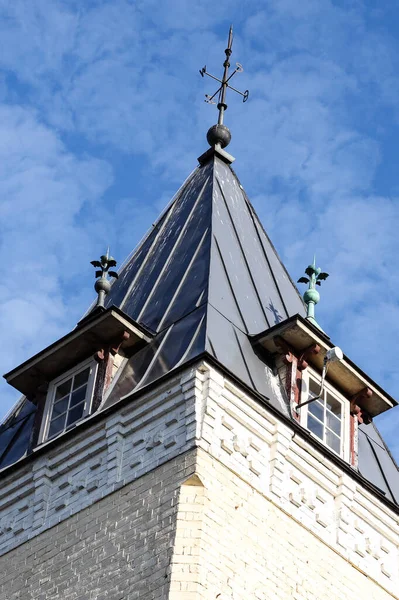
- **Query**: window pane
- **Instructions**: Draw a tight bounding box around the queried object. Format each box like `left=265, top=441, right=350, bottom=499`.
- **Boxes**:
left=48, top=414, right=66, bottom=438
left=326, top=392, right=341, bottom=417
left=70, top=386, right=87, bottom=408
left=55, top=379, right=72, bottom=401
left=326, top=429, right=341, bottom=454
left=308, top=414, right=323, bottom=440
left=66, top=403, right=84, bottom=428
left=309, top=378, right=320, bottom=398
left=327, top=411, right=341, bottom=435
left=73, top=368, right=90, bottom=390
left=309, top=400, right=324, bottom=422
left=51, top=397, right=68, bottom=418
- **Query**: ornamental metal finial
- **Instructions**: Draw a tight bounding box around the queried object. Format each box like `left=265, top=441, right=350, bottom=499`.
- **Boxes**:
left=199, top=25, right=249, bottom=149
left=297, top=256, right=329, bottom=330
left=91, top=248, right=118, bottom=309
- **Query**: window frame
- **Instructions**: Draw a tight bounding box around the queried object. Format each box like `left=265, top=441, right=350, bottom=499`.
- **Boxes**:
left=300, top=368, right=350, bottom=462
left=39, top=358, right=98, bottom=444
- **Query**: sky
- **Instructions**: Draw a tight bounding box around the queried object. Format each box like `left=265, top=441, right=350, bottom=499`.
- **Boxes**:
left=0, top=0, right=399, bottom=461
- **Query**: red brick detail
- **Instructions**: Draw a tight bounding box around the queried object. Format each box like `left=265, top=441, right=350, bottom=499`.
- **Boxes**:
left=350, top=388, right=373, bottom=424
left=110, top=331, right=130, bottom=356
left=349, top=414, right=358, bottom=467
left=274, top=337, right=319, bottom=421
left=297, top=344, right=321, bottom=371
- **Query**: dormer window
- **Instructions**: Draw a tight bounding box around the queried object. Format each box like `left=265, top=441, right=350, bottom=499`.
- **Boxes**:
left=300, top=371, right=350, bottom=460
left=40, top=360, right=97, bottom=442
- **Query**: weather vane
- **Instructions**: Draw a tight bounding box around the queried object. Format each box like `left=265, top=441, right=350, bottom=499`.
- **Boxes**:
left=297, top=257, right=329, bottom=331
left=91, top=248, right=118, bottom=309
left=199, top=25, right=249, bottom=150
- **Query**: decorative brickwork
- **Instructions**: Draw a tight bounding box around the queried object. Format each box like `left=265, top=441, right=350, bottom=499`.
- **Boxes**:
left=0, top=362, right=398, bottom=599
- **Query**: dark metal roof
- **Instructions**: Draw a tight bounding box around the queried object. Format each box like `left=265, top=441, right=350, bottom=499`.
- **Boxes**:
left=1, top=152, right=398, bottom=508
left=102, top=154, right=305, bottom=413
left=358, top=422, right=399, bottom=504
left=0, top=398, right=35, bottom=469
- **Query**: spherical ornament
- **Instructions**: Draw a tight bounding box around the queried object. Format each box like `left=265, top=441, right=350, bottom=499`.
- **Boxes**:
left=304, top=288, right=320, bottom=305
left=206, top=124, right=231, bottom=149
left=95, top=277, right=111, bottom=295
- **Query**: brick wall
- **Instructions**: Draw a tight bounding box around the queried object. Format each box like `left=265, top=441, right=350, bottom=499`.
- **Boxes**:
left=180, top=449, right=396, bottom=600
left=0, top=452, right=196, bottom=600
left=0, top=362, right=398, bottom=599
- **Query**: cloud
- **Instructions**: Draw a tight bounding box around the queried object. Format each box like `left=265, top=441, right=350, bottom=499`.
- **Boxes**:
left=0, top=0, right=398, bottom=461
left=0, top=103, right=113, bottom=409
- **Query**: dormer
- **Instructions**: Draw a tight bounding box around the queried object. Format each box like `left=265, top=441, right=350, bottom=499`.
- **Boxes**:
left=3, top=306, right=152, bottom=445
left=252, top=313, right=397, bottom=466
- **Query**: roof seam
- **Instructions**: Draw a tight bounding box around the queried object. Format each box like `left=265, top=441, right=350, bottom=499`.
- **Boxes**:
left=118, top=171, right=200, bottom=313
left=157, top=226, right=210, bottom=331
left=214, top=173, right=271, bottom=329
left=212, top=234, right=249, bottom=333
left=232, top=327, right=257, bottom=391
left=136, top=174, right=211, bottom=323
left=365, top=434, right=397, bottom=503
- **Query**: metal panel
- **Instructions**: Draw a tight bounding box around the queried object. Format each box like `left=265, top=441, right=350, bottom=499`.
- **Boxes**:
left=0, top=399, right=36, bottom=470
left=104, top=213, right=168, bottom=310
left=209, top=235, right=247, bottom=332
left=358, top=423, right=399, bottom=504
left=206, top=304, right=253, bottom=388
left=251, top=214, right=305, bottom=319
left=139, top=175, right=213, bottom=331
left=104, top=306, right=206, bottom=409
left=358, top=427, right=395, bottom=503
left=211, top=170, right=267, bottom=334
left=160, top=229, right=211, bottom=331
left=215, top=159, right=287, bottom=327
left=121, top=164, right=212, bottom=321
left=103, top=329, right=168, bottom=407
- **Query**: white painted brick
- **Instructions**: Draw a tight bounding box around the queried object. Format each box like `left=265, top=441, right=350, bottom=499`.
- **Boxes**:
left=0, top=361, right=397, bottom=600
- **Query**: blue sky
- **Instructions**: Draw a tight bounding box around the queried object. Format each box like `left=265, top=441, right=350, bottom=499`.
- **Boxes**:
left=1, top=0, right=399, bottom=460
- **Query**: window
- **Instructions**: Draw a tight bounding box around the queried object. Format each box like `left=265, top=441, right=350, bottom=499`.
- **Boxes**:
left=300, top=372, right=349, bottom=460
left=40, top=360, right=97, bottom=442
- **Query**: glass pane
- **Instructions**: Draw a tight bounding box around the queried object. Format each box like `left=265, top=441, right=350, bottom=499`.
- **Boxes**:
left=48, top=414, right=66, bottom=438
left=54, top=379, right=72, bottom=401
left=327, top=411, right=341, bottom=435
left=307, top=414, right=323, bottom=440
left=309, top=378, right=320, bottom=399
left=66, top=403, right=84, bottom=428
left=326, top=392, right=341, bottom=417
left=73, top=368, right=90, bottom=390
left=51, top=397, right=68, bottom=418
left=326, top=429, right=341, bottom=454
left=70, top=386, right=87, bottom=408
left=309, top=400, right=324, bottom=422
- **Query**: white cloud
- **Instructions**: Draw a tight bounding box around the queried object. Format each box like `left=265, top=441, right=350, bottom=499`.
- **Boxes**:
left=0, top=103, right=113, bottom=410
left=0, top=0, right=398, bottom=463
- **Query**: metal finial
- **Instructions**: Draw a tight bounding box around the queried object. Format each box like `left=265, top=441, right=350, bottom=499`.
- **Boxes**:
left=90, top=250, right=118, bottom=309
left=199, top=25, right=249, bottom=149
left=297, top=257, right=329, bottom=330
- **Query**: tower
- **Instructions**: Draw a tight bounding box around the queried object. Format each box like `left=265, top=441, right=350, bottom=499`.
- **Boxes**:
left=0, top=29, right=398, bottom=600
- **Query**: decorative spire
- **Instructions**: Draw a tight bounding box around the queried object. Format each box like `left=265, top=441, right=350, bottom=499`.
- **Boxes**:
left=91, top=248, right=118, bottom=309
left=297, top=256, right=329, bottom=330
left=199, top=25, right=249, bottom=149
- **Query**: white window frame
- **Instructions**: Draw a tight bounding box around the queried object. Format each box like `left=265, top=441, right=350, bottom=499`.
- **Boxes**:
left=300, top=368, right=350, bottom=462
left=39, top=358, right=98, bottom=444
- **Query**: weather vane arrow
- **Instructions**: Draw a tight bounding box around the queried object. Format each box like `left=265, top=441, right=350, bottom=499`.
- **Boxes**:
left=199, top=25, right=249, bottom=152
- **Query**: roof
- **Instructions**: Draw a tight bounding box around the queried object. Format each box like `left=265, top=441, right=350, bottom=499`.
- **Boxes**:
left=1, top=149, right=398, bottom=508
left=102, top=152, right=305, bottom=413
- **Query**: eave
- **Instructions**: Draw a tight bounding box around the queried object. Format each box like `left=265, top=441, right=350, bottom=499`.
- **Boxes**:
left=3, top=305, right=152, bottom=397
left=251, top=314, right=397, bottom=418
